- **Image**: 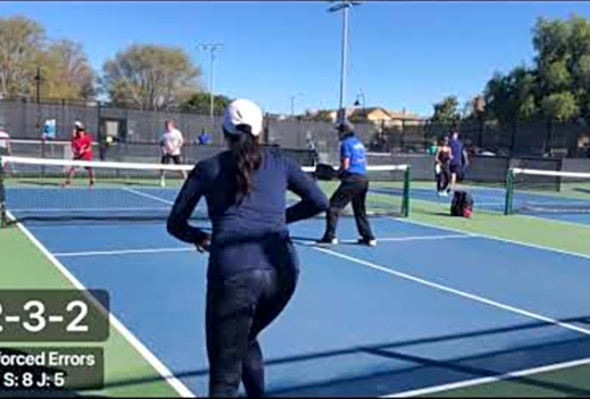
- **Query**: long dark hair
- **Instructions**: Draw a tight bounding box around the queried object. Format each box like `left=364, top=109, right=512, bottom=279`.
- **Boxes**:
left=224, top=124, right=262, bottom=204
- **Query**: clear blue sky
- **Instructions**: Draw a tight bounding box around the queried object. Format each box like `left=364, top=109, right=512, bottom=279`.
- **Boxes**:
left=1, top=1, right=589, bottom=116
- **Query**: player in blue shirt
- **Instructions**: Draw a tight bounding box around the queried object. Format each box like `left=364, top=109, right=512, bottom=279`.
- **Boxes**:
left=199, top=128, right=211, bottom=145
left=167, top=99, right=328, bottom=397
left=318, top=120, right=376, bottom=247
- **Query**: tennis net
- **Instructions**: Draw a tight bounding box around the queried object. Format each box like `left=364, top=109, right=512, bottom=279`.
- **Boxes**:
left=504, top=167, right=590, bottom=215
left=0, top=156, right=410, bottom=226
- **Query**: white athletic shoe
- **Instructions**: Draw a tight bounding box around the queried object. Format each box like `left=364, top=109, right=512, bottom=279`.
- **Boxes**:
left=318, top=237, right=338, bottom=245
left=358, top=238, right=377, bottom=247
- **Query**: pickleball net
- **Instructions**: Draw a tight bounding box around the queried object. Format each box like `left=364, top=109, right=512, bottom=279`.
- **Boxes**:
left=0, top=156, right=410, bottom=226
left=504, top=167, right=590, bottom=215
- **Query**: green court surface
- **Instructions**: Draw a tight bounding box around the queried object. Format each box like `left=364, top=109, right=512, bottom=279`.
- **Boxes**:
left=0, top=225, right=181, bottom=397
left=3, top=177, right=590, bottom=397
left=424, top=361, right=590, bottom=397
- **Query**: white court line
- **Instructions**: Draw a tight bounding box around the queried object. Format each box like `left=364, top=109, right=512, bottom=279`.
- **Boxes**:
left=54, top=235, right=476, bottom=257
left=384, top=357, right=590, bottom=397
left=11, top=207, right=169, bottom=212
left=122, top=187, right=175, bottom=205
left=54, top=247, right=194, bottom=258
left=296, top=234, right=478, bottom=247
left=339, top=234, right=477, bottom=244
left=312, top=246, right=590, bottom=337
left=7, top=211, right=195, bottom=398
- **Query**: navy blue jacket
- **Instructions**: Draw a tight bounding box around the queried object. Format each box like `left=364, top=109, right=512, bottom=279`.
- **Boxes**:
left=167, top=147, right=328, bottom=280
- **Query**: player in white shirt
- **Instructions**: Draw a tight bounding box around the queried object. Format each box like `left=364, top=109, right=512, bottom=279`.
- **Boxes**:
left=159, top=120, right=187, bottom=187
left=0, top=125, right=13, bottom=177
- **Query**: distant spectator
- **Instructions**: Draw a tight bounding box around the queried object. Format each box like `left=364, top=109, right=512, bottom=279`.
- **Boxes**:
left=428, top=140, right=437, bottom=155
left=0, top=125, right=12, bottom=157
left=42, top=119, right=57, bottom=140
left=0, top=125, right=13, bottom=177
left=306, top=137, right=319, bottom=166
left=198, top=128, right=211, bottom=145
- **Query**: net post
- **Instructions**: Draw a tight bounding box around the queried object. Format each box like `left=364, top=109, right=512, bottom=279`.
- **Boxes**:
left=504, top=168, right=514, bottom=215
left=402, top=165, right=411, bottom=217
left=0, top=157, right=6, bottom=228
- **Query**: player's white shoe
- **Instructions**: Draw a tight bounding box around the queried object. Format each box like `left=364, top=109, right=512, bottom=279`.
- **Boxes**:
left=358, top=238, right=377, bottom=247
left=317, top=237, right=338, bottom=245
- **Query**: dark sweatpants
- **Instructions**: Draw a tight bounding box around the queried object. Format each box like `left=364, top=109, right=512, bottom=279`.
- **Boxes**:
left=206, top=267, right=298, bottom=397
left=323, top=174, right=375, bottom=241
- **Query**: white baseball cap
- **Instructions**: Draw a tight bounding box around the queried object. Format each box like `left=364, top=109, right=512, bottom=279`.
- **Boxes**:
left=223, top=99, right=263, bottom=137
left=74, top=121, right=84, bottom=129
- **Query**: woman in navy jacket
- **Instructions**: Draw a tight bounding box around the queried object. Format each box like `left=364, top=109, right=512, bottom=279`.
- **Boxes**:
left=167, top=99, right=328, bottom=397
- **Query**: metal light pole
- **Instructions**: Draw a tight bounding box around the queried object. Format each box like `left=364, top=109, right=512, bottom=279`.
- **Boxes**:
left=354, top=88, right=365, bottom=108
left=290, top=93, right=302, bottom=118
left=34, top=66, right=46, bottom=167
left=328, top=1, right=361, bottom=122
left=197, top=43, right=224, bottom=131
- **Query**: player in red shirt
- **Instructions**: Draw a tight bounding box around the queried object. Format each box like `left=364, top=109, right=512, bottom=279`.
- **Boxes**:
left=62, top=121, right=95, bottom=187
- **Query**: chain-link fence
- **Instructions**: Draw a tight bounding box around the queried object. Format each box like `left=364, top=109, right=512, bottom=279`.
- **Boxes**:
left=0, top=98, right=227, bottom=145
left=380, top=118, right=590, bottom=158
left=3, top=98, right=590, bottom=159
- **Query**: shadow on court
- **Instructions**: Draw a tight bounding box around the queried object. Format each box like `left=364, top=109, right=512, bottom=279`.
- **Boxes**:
left=98, top=315, right=590, bottom=397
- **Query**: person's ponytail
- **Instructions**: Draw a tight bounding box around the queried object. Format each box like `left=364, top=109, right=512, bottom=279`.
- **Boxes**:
left=225, top=124, right=262, bottom=204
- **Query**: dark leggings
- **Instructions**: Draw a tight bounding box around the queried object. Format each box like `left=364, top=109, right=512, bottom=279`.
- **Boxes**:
left=206, top=267, right=298, bottom=397
left=436, top=163, right=451, bottom=192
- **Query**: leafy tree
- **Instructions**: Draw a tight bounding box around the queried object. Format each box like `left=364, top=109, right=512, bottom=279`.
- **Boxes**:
left=540, top=91, right=579, bottom=121
left=531, top=15, right=590, bottom=121
left=41, top=39, right=95, bottom=100
left=431, top=95, right=460, bottom=124
left=303, top=109, right=334, bottom=122
left=0, top=16, right=45, bottom=98
left=102, top=44, right=201, bottom=110
left=180, top=92, right=232, bottom=115
left=484, top=67, right=538, bottom=124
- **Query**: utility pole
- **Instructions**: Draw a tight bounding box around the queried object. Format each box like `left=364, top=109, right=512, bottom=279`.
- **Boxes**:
left=35, top=66, right=41, bottom=104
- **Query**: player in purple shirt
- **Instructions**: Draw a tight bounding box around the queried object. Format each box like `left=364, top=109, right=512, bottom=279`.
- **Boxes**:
left=449, top=131, right=469, bottom=192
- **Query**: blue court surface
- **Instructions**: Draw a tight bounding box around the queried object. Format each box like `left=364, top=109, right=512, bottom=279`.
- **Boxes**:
left=18, top=209, right=590, bottom=397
